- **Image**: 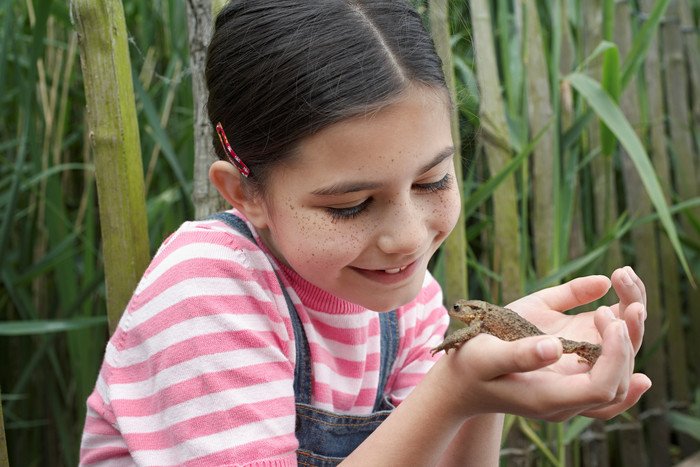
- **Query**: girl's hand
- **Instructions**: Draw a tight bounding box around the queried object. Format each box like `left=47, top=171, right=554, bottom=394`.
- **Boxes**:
left=510, top=266, right=646, bottom=355
left=435, top=267, right=650, bottom=422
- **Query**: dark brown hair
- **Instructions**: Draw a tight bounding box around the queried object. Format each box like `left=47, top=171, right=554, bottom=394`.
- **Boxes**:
left=206, top=0, right=447, bottom=192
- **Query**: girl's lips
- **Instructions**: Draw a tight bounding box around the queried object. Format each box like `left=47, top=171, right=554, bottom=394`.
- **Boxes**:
left=351, top=256, right=423, bottom=285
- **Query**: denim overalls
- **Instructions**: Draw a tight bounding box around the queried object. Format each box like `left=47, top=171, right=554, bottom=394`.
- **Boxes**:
left=212, top=213, right=399, bottom=465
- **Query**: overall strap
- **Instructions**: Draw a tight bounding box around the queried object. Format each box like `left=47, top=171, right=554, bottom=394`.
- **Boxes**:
left=206, top=212, right=312, bottom=401
left=374, top=310, right=399, bottom=410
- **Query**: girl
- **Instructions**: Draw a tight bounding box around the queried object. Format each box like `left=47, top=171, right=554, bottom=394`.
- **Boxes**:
left=80, top=0, right=651, bottom=465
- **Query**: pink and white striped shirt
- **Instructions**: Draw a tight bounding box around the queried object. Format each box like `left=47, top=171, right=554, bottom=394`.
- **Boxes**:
left=80, top=211, right=448, bottom=466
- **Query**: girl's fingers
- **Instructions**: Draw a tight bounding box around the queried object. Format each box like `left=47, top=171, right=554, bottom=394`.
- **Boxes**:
left=625, top=266, right=647, bottom=309
left=589, top=320, right=632, bottom=400
left=510, top=275, right=611, bottom=313
left=447, top=312, right=646, bottom=422
left=531, top=319, right=635, bottom=418
left=580, top=373, right=652, bottom=419
left=593, top=305, right=617, bottom=338
left=622, top=302, right=645, bottom=354
left=611, top=266, right=647, bottom=317
left=594, top=303, right=643, bottom=355
left=458, top=334, right=563, bottom=381
left=608, top=266, right=646, bottom=353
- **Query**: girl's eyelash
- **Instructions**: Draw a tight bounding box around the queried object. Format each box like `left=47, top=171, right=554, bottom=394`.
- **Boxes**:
left=326, top=199, right=372, bottom=221
left=325, top=174, right=450, bottom=221
left=413, top=173, right=451, bottom=192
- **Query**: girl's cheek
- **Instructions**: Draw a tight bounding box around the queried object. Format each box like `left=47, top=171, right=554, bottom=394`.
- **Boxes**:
left=431, top=188, right=460, bottom=232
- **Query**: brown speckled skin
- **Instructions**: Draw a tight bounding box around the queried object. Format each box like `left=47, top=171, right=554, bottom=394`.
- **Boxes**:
left=431, top=300, right=601, bottom=365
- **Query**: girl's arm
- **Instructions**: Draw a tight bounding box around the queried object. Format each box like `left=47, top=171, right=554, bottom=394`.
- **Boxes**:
left=437, top=414, right=505, bottom=467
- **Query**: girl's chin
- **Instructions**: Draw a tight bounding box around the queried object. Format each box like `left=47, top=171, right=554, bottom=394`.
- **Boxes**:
left=342, top=279, right=424, bottom=312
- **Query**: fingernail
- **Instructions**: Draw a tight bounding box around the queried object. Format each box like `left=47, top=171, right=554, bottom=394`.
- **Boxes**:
left=627, top=267, right=639, bottom=282
left=621, top=269, right=633, bottom=286
left=537, top=338, right=561, bottom=361
left=637, top=307, right=646, bottom=324
left=603, top=306, right=616, bottom=320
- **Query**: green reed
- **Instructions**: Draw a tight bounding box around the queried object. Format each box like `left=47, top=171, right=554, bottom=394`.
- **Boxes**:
left=1, top=0, right=699, bottom=465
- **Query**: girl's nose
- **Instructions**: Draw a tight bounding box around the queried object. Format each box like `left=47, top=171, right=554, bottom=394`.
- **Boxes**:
left=376, top=200, right=426, bottom=255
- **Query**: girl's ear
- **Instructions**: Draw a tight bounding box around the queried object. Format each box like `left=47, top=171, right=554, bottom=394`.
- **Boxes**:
left=209, top=161, right=269, bottom=228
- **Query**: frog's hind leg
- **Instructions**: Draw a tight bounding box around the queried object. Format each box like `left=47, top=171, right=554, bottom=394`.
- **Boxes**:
left=430, top=323, right=481, bottom=356
left=559, top=338, right=602, bottom=366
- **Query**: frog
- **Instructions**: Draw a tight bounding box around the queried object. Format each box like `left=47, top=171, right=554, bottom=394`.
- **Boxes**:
left=431, top=299, right=601, bottom=366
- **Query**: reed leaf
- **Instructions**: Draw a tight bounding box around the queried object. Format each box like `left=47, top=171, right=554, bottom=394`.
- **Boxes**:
left=527, top=214, right=632, bottom=293
left=0, top=0, right=14, bottom=125
left=563, top=416, right=595, bottom=445
left=518, top=417, right=560, bottom=467
left=668, top=411, right=700, bottom=442
left=0, top=387, right=7, bottom=467
left=0, top=0, right=50, bottom=268
left=24, top=163, right=94, bottom=189
left=566, top=72, right=692, bottom=282
left=133, top=76, right=191, bottom=197
left=463, top=121, right=549, bottom=219
left=599, top=45, right=619, bottom=158
left=619, top=0, right=670, bottom=89
left=0, top=317, right=107, bottom=336
left=563, top=0, right=669, bottom=155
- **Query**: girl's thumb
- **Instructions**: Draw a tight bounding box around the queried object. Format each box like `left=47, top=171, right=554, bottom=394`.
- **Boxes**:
left=536, top=337, right=563, bottom=363
left=481, top=336, right=563, bottom=379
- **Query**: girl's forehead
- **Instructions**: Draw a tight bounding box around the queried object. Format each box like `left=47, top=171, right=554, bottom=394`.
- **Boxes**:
left=275, top=87, right=453, bottom=185
left=299, top=88, right=450, bottom=158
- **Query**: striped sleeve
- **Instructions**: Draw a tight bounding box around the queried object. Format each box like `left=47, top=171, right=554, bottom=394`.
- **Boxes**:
left=80, top=221, right=299, bottom=466
left=388, top=273, right=449, bottom=404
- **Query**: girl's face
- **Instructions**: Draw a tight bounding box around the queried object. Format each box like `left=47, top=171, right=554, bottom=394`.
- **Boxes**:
left=255, top=86, right=460, bottom=312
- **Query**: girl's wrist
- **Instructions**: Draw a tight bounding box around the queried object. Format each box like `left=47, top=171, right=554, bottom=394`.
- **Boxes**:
left=421, top=353, right=484, bottom=422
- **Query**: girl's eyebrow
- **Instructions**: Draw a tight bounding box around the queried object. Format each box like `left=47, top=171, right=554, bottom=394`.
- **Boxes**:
left=417, top=146, right=456, bottom=175
left=311, top=180, right=382, bottom=196
left=310, top=146, right=456, bottom=197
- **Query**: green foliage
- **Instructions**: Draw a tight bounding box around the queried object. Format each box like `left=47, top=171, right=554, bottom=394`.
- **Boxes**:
left=0, top=0, right=194, bottom=463
left=669, top=411, right=700, bottom=442
left=0, top=0, right=698, bottom=464
left=567, top=71, right=691, bottom=280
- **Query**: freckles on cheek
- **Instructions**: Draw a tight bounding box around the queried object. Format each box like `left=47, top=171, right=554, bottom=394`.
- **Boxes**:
left=304, top=220, right=365, bottom=268
left=284, top=212, right=335, bottom=263
left=438, top=190, right=461, bottom=231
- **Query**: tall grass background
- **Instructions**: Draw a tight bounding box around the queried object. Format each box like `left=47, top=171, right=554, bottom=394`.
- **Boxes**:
left=0, top=0, right=699, bottom=465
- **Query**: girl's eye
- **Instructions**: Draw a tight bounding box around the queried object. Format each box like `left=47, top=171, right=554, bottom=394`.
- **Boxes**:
left=413, top=173, right=452, bottom=193
left=326, top=198, right=372, bottom=221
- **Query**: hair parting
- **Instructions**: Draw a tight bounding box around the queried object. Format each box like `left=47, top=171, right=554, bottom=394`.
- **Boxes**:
left=206, top=0, right=447, bottom=193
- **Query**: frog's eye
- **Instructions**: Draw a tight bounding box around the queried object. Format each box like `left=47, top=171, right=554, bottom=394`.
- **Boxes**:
left=453, top=304, right=460, bottom=311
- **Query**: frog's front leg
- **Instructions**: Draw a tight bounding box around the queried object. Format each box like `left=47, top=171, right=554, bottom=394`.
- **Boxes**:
left=431, top=321, right=482, bottom=356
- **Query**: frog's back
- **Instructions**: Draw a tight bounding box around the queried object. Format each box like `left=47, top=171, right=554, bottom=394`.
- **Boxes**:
left=481, top=304, right=545, bottom=341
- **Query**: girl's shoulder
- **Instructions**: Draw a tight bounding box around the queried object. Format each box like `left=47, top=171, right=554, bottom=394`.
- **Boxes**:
left=153, top=212, right=264, bottom=264
left=139, top=212, right=274, bottom=288
left=108, top=212, right=294, bottom=356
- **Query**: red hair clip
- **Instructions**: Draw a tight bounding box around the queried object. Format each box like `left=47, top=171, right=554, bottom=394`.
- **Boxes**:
left=216, top=122, right=250, bottom=178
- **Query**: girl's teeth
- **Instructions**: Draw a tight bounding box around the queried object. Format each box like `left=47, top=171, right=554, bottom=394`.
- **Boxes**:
left=384, top=266, right=407, bottom=274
